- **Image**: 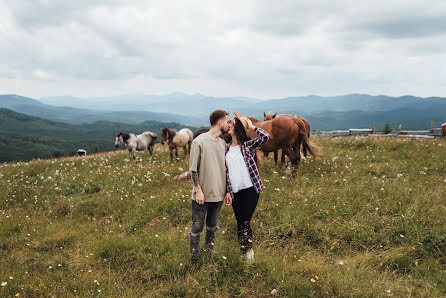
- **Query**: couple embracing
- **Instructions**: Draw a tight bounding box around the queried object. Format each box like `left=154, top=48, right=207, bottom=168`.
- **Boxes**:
left=189, top=110, right=269, bottom=263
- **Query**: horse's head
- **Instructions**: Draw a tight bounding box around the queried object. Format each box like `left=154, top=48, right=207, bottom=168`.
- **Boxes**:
left=264, top=112, right=277, bottom=121
left=160, top=128, right=169, bottom=145
left=115, top=132, right=123, bottom=148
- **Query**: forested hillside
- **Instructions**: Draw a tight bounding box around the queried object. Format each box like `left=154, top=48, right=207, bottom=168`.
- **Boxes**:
left=0, top=109, right=201, bottom=162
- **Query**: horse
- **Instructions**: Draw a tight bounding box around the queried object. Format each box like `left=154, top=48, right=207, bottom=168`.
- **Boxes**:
left=160, top=128, right=193, bottom=161
left=115, top=131, right=158, bottom=160
left=244, top=114, right=319, bottom=176
left=442, top=122, right=446, bottom=137
left=264, top=113, right=311, bottom=167
left=193, top=128, right=232, bottom=143
left=77, top=149, right=87, bottom=157
left=193, top=129, right=209, bottom=139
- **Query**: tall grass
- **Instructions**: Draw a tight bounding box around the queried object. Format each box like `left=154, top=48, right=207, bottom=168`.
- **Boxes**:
left=1, top=137, right=445, bottom=296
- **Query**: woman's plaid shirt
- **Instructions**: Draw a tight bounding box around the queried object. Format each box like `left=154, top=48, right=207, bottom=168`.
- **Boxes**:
left=225, top=127, right=270, bottom=198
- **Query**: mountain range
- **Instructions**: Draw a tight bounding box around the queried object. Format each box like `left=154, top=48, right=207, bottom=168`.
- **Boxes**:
left=1, top=92, right=446, bottom=130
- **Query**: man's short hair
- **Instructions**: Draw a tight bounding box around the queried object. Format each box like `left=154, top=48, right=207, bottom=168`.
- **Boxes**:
left=209, top=110, right=229, bottom=126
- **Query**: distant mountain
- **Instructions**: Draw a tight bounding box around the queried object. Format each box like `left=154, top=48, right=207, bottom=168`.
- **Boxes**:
left=39, top=93, right=446, bottom=126
left=2, top=93, right=446, bottom=130
left=0, top=108, right=201, bottom=162
left=0, top=94, right=204, bottom=125
left=305, top=109, right=446, bottom=131
left=40, top=93, right=261, bottom=114
left=253, top=94, right=446, bottom=115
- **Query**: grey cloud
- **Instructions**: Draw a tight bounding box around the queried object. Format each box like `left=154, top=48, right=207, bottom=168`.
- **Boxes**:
left=356, top=16, right=446, bottom=39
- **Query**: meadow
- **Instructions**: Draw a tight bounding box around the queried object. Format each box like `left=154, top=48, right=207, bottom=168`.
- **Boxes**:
left=1, top=136, right=445, bottom=297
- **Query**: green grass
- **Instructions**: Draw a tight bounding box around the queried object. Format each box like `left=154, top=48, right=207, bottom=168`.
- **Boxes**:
left=1, top=137, right=446, bottom=297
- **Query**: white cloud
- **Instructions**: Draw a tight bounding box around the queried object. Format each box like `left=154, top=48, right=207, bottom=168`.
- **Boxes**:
left=1, top=0, right=446, bottom=98
left=32, top=69, right=52, bottom=79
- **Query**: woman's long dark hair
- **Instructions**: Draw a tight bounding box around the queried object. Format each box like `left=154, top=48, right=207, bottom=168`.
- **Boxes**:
left=233, top=118, right=263, bottom=168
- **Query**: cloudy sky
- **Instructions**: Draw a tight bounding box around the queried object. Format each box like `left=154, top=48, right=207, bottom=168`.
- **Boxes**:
left=1, top=0, right=446, bottom=99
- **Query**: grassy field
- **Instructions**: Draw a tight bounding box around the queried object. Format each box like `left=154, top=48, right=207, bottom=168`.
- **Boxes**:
left=1, top=136, right=446, bottom=297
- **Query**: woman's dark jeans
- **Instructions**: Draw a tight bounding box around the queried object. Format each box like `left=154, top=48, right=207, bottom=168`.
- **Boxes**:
left=232, top=186, right=259, bottom=254
left=189, top=200, right=223, bottom=261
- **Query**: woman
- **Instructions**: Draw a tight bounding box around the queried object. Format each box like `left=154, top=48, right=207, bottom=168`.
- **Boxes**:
left=224, top=111, right=270, bottom=261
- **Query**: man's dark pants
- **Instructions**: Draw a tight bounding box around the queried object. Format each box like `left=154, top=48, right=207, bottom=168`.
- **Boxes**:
left=189, top=200, right=223, bottom=261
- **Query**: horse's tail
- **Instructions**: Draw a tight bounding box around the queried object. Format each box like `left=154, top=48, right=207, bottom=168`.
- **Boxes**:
left=145, top=131, right=158, bottom=140
left=293, top=117, right=319, bottom=158
left=302, top=117, right=311, bottom=156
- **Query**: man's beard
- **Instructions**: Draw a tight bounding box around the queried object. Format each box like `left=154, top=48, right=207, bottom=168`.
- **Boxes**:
left=220, top=127, right=229, bottom=134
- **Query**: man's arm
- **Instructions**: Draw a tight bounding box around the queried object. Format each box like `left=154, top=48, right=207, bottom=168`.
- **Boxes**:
left=191, top=171, right=205, bottom=205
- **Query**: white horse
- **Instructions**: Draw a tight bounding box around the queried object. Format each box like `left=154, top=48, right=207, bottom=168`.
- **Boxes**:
left=115, top=131, right=158, bottom=160
left=77, top=149, right=87, bottom=157
left=160, top=128, right=193, bottom=161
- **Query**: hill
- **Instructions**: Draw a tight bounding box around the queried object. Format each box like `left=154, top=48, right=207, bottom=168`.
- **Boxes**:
left=0, top=108, right=201, bottom=162
left=0, top=137, right=445, bottom=296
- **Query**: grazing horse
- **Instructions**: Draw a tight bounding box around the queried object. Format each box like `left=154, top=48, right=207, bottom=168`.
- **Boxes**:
left=160, top=128, right=193, bottom=161
left=442, top=122, right=446, bottom=137
left=77, top=149, right=87, bottom=157
left=244, top=114, right=319, bottom=176
left=115, top=131, right=158, bottom=160
left=264, top=113, right=312, bottom=167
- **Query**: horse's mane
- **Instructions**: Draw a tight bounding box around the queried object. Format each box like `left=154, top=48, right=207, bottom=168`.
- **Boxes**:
left=167, top=128, right=176, bottom=140
left=246, top=116, right=260, bottom=123
left=117, top=132, right=131, bottom=142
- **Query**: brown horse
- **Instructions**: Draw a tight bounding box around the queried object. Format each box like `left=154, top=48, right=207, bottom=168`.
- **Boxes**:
left=245, top=114, right=319, bottom=176
left=264, top=113, right=312, bottom=167
left=160, top=128, right=193, bottom=161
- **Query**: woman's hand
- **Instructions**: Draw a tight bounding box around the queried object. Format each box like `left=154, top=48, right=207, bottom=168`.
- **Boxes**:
left=245, top=118, right=256, bottom=130
left=224, top=193, right=232, bottom=205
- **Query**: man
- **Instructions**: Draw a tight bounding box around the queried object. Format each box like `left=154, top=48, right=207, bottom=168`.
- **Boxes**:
left=189, top=110, right=232, bottom=263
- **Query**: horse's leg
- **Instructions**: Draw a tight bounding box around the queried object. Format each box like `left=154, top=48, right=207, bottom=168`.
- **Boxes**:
left=274, top=150, right=278, bottom=167
left=132, top=149, right=136, bottom=160
left=283, top=146, right=301, bottom=177
left=294, top=137, right=303, bottom=158
left=128, top=149, right=132, bottom=160
left=281, top=150, right=286, bottom=168
left=169, top=148, right=173, bottom=161
left=175, top=147, right=178, bottom=159
left=183, top=145, right=187, bottom=158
